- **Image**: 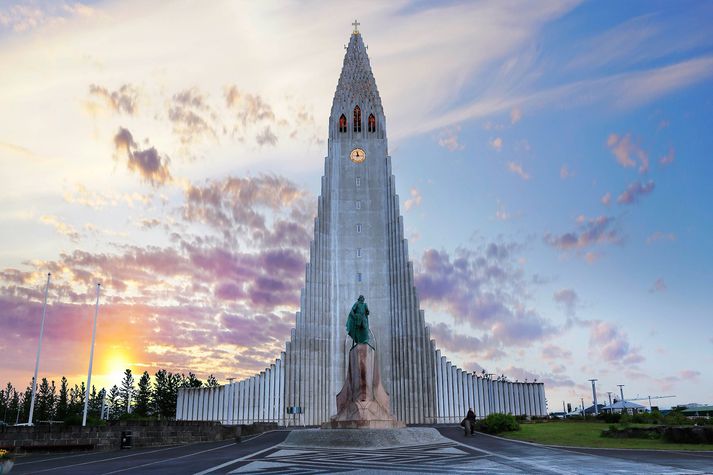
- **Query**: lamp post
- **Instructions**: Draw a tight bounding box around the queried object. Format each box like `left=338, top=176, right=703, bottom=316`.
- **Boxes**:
left=588, top=379, right=599, bottom=415
left=28, top=272, right=51, bottom=425
left=82, top=283, right=101, bottom=427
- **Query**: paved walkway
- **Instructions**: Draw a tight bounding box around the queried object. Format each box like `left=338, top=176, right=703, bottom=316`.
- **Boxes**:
left=10, top=427, right=713, bottom=474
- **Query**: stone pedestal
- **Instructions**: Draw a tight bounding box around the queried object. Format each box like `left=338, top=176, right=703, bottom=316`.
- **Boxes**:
left=322, top=343, right=405, bottom=429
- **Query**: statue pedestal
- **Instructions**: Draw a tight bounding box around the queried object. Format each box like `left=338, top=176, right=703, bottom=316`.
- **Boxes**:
left=322, top=343, right=405, bottom=429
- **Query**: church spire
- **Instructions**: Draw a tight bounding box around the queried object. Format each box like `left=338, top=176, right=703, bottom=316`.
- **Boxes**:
left=330, top=23, right=384, bottom=139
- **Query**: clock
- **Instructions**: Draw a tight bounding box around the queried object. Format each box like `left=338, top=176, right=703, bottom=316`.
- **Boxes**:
left=350, top=148, right=366, bottom=163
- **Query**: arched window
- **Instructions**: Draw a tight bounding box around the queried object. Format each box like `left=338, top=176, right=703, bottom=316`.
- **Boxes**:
left=353, top=105, right=362, bottom=133
left=339, top=114, right=347, bottom=133
left=368, top=114, right=376, bottom=133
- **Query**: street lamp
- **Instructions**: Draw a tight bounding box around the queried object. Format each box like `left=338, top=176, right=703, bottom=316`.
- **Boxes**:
left=588, top=379, right=599, bottom=415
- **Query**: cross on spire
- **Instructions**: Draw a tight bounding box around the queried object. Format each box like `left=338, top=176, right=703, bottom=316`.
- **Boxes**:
left=352, top=19, right=360, bottom=34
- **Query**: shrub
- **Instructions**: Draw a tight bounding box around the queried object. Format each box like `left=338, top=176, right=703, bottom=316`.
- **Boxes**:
left=480, top=413, right=520, bottom=434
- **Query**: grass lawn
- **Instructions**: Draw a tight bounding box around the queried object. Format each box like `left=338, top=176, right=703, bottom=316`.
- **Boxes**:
left=500, top=421, right=713, bottom=451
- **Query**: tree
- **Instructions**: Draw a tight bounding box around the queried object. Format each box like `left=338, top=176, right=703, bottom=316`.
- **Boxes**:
left=106, top=385, right=120, bottom=421
left=134, top=371, right=152, bottom=416
left=0, top=382, right=9, bottom=423
left=56, top=377, right=69, bottom=420
left=119, top=369, right=135, bottom=415
left=19, top=379, right=33, bottom=423
left=89, top=385, right=103, bottom=418
left=182, top=372, right=203, bottom=388
left=206, top=374, right=219, bottom=388
left=153, top=369, right=181, bottom=419
left=36, top=378, right=56, bottom=421
left=69, top=382, right=86, bottom=416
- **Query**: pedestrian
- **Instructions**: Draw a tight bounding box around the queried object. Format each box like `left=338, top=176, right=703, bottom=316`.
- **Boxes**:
left=461, top=408, right=477, bottom=436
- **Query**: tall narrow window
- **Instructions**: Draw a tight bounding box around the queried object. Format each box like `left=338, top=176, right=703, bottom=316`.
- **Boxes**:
left=355, top=200, right=361, bottom=209
left=357, top=272, right=362, bottom=282
left=368, top=114, right=376, bottom=133
left=353, top=105, right=362, bottom=132
left=339, top=114, right=347, bottom=133
left=356, top=177, right=361, bottom=187
left=356, top=223, right=362, bottom=233
left=356, top=248, right=362, bottom=257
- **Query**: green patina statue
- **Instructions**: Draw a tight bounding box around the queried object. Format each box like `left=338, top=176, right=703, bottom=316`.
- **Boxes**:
left=346, top=295, right=372, bottom=347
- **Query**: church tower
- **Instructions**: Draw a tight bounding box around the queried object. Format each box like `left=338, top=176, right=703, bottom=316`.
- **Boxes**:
left=176, top=25, right=548, bottom=426
left=282, top=23, right=436, bottom=424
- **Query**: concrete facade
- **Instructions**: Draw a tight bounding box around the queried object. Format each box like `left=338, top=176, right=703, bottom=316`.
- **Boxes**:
left=177, top=29, right=547, bottom=425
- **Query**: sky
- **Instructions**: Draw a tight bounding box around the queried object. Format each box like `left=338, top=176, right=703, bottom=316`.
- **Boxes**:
left=1, top=0, right=712, bottom=412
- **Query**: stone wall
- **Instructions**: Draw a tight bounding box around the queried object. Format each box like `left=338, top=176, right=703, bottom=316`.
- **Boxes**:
left=0, top=420, right=251, bottom=454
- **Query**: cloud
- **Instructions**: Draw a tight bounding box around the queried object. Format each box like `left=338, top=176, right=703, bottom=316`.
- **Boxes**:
left=113, top=127, right=172, bottom=187
left=588, top=320, right=644, bottom=365
left=617, top=180, right=655, bottom=205
left=679, top=370, right=700, bottom=380
left=606, top=133, right=649, bottom=173
left=544, top=215, right=622, bottom=252
left=436, top=126, right=464, bottom=151
left=495, top=365, right=575, bottom=388
left=0, top=2, right=94, bottom=32
left=414, top=243, right=555, bottom=348
left=224, top=86, right=275, bottom=130
left=510, top=107, right=523, bottom=124
left=507, top=161, right=530, bottom=180
left=553, top=288, right=578, bottom=318
left=646, top=231, right=676, bottom=244
left=489, top=137, right=503, bottom=152
left=182, top=174, right=314, bottom=246
left=495, top=200, right=518, bottom=221
left=255, top=126, right=278, bottom=146
left=540, top=344, right=572, bottom=361
left=601, top=192, right=611, bottom=206
left=168, top=88, right=217, bottom=145
left=559, top=164, right=574, bottom=179
left=39, top=215, right=80, bottom=242
left=429, top=323, right=505, bottom=361
left=649, top=278, right=667, bottom=293
left=88, top=84, right=138, bottom=115
left=0, top=172, right=318, bottom=386
left=404, top=188, right=422, bottom=211
left=659, top=147, right=675, bottom=165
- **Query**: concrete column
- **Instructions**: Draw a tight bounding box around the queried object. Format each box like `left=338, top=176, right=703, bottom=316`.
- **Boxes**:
left=439, top=355, right=447, bottom=423
left=456, top=368, right=463, bottom=420
left=278, top=354, right=285, bottom=425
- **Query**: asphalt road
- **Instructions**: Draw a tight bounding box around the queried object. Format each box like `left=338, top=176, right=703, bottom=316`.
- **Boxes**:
left=9, top=427, right=713, bottom=474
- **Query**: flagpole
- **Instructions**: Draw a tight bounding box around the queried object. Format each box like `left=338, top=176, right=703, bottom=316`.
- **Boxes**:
left=28, top=272, right=51, bottom=425
left=82, top=283, right=101, bottom=427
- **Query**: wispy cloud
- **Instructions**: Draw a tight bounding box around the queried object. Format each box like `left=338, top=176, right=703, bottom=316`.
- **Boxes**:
left=607, top=133, right=649, bottom=173
left=646, top=231, right=676, bottom=244
left=617, top=180, right=655, bottom=205
left=404, top=188, right=422, bottom=211
left=649, top=278, right=667, bottom=293
left=436, top=126, right=464, bottom=151
left=507, top=161, right=530, bottom=180
left=544, top=215, right=622, bottom=253
left=113, top=128, right=172, bottom=187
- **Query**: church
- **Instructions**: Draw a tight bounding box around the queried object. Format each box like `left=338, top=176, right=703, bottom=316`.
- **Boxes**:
left=176, top=24, right=547, bottom=426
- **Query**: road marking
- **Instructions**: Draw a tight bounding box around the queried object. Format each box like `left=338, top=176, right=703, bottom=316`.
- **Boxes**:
left=25, top=445, right=189, bottom=473
left=99, top=442, right=236, bottom=474
left=193, top=444, right=279, bottom=475
left=446, top=437, right=575, bottom=475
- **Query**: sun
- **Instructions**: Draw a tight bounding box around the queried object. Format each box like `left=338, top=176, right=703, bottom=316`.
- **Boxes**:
left=95, top=348, right=133, bottom=389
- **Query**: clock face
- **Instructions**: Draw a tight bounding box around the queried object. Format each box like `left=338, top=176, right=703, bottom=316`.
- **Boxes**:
left=350, top=148, right=366, bottom=163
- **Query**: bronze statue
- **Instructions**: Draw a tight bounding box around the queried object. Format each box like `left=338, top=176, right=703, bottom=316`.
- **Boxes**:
left=346, top=295, right=371, bottom=347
